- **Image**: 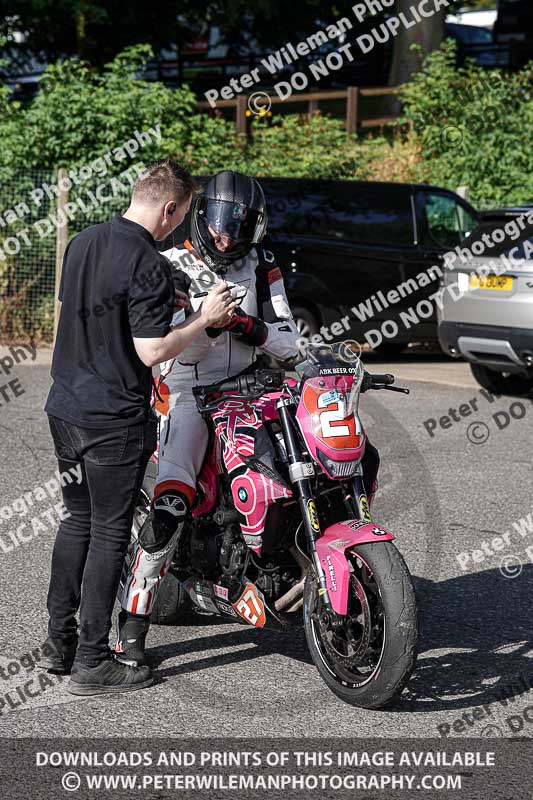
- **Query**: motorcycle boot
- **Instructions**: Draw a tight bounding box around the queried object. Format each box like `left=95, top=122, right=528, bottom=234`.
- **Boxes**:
left=115, top=609, right=151, bottom=666
left=116, top=489, right=190, bottom=664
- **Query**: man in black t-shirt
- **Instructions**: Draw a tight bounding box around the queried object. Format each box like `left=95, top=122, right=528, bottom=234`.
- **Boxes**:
left=41, top=159, right=236, bottom=695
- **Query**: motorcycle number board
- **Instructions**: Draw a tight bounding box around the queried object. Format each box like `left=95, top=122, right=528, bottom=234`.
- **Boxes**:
left=233, top=583, right=266, bottom=627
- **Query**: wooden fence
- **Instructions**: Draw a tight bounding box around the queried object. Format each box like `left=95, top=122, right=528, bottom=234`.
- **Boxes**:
left=197, top=85, right=401, bottom=136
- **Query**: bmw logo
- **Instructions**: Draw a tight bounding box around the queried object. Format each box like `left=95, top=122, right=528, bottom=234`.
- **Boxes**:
left=238, top=488, right=248, bottom=502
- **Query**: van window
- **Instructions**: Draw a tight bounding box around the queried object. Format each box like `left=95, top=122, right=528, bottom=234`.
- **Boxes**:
left=264, top=183, right=323, bottom=236
left=425, top=192, right=478, bottom=248
left=319, top=187, right=415, bottom=246
left=266, top=183, right=415, bottom=246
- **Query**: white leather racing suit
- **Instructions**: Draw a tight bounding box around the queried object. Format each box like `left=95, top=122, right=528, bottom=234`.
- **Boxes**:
left=119, top=240, right=299, bottom=616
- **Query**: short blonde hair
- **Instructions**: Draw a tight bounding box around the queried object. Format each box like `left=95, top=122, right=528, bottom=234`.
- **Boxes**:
left=133, top=158, right=195, bottom=205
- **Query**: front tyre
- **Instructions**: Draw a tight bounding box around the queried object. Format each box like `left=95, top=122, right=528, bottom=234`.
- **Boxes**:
left=303, top=542, right=418, bottom=709
left=470, top=364, right=533, bottom=396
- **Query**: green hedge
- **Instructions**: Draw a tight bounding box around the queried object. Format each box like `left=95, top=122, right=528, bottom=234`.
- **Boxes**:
left=398, top=41, right=533, bottom=207
left=0, top=42, right=531, bottom=206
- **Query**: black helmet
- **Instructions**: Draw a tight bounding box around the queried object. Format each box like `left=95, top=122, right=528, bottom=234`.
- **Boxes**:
left=191, top=171, right=267, bottom=272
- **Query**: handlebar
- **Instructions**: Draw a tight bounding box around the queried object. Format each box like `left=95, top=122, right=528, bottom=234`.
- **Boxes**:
left=192, top=367, right=408, bottom=415
left=192, top=369, right=286, bottom=401
left=362, top=372, right=410, bottom=394
left=368, top=373, right=395, bottom=386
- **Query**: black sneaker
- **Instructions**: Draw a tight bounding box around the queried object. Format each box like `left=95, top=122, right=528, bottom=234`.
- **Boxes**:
left=37, top=636, right=78, bottom=673
left=68, top=656, right=153, bottom=696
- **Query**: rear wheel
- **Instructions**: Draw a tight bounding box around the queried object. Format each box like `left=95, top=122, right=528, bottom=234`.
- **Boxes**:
left=470, top=364, right=533, bottom=396
left=303, top=542, right=418, bottom=709
left=150, top=569, right=194, bottom=626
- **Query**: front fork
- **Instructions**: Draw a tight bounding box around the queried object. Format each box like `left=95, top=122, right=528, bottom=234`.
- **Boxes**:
left=277, top=399, right=374, bottom=615
left=350, top=473, right=373, bottom=524
left=277, top=398, right=334, bottom=610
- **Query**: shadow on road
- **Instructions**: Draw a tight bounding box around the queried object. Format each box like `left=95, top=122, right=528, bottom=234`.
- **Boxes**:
left=149, top=565, right=533, bottom=715
left=403, top=565, right=533, bottom=713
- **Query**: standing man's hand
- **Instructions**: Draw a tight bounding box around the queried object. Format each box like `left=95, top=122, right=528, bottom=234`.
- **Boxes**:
left=174, top=289, right=190, bottom=312
left=200, top=283, right=237, bottom=327
left=135, top=284, right=237, bottom=368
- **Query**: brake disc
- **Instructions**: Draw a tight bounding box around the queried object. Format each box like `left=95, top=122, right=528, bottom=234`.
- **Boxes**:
left=317, top=574, right=372, bottom=669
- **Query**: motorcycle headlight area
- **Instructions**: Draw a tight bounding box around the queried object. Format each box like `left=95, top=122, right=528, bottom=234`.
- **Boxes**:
left=316, top=448, right=361, bottom=479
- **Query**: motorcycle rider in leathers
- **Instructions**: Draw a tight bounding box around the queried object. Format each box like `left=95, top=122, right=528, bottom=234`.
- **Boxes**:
left=115, top=171, right=301, bottom=663
left=115, top=170, right=380, bottom=665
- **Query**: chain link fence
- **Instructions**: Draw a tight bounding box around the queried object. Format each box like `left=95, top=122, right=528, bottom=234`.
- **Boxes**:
left=0, top=166, right=137, bottom=345
left=0, top=168, right=57, bottom=344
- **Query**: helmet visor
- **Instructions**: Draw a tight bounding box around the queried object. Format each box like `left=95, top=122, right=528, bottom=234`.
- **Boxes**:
left=203, top=199, right=264, bottom=243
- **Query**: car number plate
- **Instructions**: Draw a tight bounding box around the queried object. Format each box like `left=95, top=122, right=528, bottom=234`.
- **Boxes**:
left=470, top=274, right=513, bottom=291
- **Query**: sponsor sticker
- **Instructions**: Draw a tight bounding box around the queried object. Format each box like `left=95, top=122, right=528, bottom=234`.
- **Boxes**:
left=326, top=554, right=337, bottom=591
left=214, top=584, right=229, bottom=600
left=359, top=494, right=372, bottom=523
left=307, top=499, right=320, bottom=533
left=216, top=600, right=238, bottom=618
left=319, top=366, right=358, bottom=376
left=320, top=388, right=342, bottom=406
left=194, top=593, right=218, bottom=613
left=348, top=520, right=367, bottom=531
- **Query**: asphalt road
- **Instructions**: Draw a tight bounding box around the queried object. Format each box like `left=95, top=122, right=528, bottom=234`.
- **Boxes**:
left=1, top=348, right=532, bottom=740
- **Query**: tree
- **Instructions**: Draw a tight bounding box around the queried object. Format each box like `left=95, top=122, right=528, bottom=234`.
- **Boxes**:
left=1, top=0, right=210, bottom=66
left=389, top=0, right=449, bottom=86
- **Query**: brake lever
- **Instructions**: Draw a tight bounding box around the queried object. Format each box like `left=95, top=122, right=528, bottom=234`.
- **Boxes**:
left=371, top=383, right=409, bottom=394
left=384, top=385, right=410, bottom=394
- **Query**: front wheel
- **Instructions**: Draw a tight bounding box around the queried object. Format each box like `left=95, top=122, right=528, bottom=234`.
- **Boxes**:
left=470, top=364, right=533, bottom=396
left=303, top=542, right=418, bottom=709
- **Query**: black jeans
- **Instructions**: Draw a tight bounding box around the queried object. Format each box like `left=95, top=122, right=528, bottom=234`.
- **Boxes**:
left=46, top=413, right=157, bottom=667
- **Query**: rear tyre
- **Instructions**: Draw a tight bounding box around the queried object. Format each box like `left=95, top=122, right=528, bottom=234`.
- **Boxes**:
left=470, top=364, right=533, bottom=396
left=150, top=569, right=195, bottom=626
left=304, top=542, right=418, bottom=709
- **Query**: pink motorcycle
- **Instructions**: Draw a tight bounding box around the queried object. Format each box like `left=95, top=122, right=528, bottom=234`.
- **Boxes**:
left=132, top=342, right=418, bottom=709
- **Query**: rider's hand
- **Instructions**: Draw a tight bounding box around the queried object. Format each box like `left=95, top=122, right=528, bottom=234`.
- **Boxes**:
left=200, top=283, right=238, bottom=327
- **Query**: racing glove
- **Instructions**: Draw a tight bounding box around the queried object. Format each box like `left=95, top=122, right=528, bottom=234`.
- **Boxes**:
left=206, top=308, right=268, bottom=346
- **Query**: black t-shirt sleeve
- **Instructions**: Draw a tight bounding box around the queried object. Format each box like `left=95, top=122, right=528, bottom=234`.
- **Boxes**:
left=58, top=239, right=74, bottom=303
left=128, top=255, right=174, bottom=338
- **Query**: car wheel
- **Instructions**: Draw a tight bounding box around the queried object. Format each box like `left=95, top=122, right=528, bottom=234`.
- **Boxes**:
left=292, top=305, right=320, bottom=358
left=470, top=364, right=533, bottom=396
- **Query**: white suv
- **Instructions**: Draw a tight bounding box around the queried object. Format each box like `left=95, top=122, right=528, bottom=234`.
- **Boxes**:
left=438, top=208, right=533, bottom=395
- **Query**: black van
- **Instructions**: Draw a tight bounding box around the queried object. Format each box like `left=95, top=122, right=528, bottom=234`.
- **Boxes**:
left=161, top=178, right=480, bottom=355
left=260, top=179, right=480, bottom=355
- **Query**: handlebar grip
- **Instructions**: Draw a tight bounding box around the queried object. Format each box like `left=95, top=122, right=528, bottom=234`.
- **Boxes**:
left=370, top=373, right=395, bottom=385
left=194, top=369, right=285, bottom=398
left=192, top=378, right=239, bottom=396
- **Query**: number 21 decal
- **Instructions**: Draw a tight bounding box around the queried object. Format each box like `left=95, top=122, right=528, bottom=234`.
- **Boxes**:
left=317, top=393, right=350, bottom=438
